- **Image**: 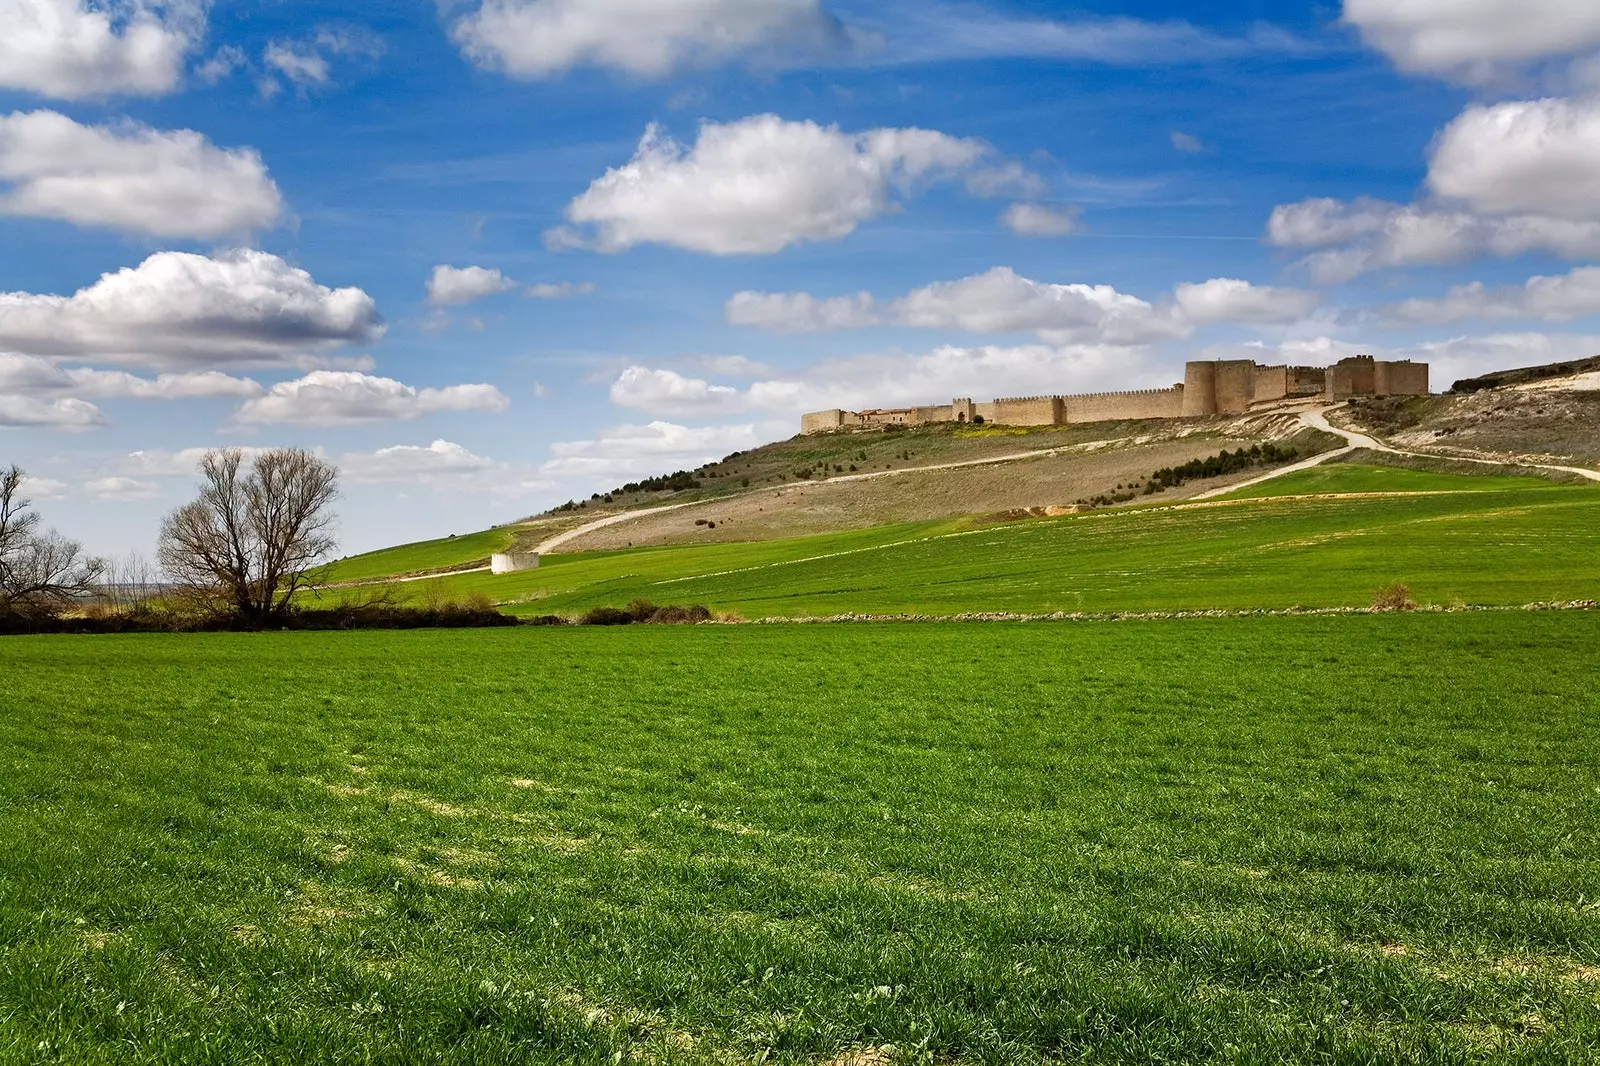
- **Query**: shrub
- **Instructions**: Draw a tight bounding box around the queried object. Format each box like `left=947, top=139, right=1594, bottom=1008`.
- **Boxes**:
left=580, top=606, right=634, bottom=626
left=1372, top=583, right=1418, bottom=612
left=525, top=615, right=568, bottom=627
left=625, top=598, right=660, bottom=622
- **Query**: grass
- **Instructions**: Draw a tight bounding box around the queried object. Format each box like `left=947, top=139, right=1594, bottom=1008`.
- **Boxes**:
left=334, top=480, right=1600, bottom=619
left=3, top=614, right=1598, bottom=1063
left=317, top=527, right=522, bottom=583
left=1219, top=462, right=1567, bottom=499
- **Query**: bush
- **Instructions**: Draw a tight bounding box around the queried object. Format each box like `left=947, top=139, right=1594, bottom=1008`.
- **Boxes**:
left=580, top=606, right=635, bottom=626
left=525, top=615, right=568, bottom=627
left=1372, top=583, right=1418, bottom=612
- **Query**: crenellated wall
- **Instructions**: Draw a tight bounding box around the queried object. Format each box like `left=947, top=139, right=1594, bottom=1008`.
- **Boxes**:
left=1062, top=387, right=1184, bottom=422
left=799, top=355, right=1429, bottom=432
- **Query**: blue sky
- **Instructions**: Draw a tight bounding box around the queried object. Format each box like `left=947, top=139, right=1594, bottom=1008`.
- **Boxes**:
left=5, top=0, right=1600, bottom=559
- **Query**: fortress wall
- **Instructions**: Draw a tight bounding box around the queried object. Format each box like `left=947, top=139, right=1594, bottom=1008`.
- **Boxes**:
left=951, top=398, right=976, bottom=423
left=988, top=396, right=1063, bottom=426
left=1375, top=360, right=1429, bottom=396
left=1253, top=365, right=1290, bottom=404
left=1290, top=366, right=1327, bottom=394
left=1325, top=365, right=1355, bottom=401
left=911, top=405, right=955, bottom=424
left=1062, top=387, right=1184, bottom=423
left=1183, top=361, right=1218, bottom=416
left=801, top=409, right=847, bottom=433
left=974, top=402, right=1000, bottom=423
left=1216, top=360, right=1257, bottom=414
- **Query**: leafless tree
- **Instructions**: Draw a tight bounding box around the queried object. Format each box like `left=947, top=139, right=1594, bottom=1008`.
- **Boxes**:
left=0, top=465, right=106, bottom=619
left=158, top=448, right=339, bottom=623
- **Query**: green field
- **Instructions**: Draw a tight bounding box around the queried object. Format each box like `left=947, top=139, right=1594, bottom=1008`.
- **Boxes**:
left=319, top=526, right=524, bottom=583
left=3, top=615, right=1598, bottom=1063
left=326, top=477, right=1600, bottom=619
left=1220, top=462, right=1567, bottom=499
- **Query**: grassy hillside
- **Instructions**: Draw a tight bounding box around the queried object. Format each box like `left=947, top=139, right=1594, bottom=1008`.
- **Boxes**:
left=5, top=614, right=1598, bottom=1063
left=317, top=526, right=520, bottom=582
left=1219, top=461, right=1563, bottom=499
left=328, top=474, right=1600, bottom=618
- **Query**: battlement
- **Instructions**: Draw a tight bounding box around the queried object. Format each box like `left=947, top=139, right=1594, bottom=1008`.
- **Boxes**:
left=802, top=356, right=1428, bottom=432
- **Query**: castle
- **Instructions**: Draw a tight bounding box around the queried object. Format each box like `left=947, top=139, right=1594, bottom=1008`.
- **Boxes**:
left=801, top=356, right=1429, bottom=433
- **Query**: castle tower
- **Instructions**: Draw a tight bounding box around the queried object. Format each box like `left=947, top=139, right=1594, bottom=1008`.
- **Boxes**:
left=1182, top=361, right=1218, bottom=416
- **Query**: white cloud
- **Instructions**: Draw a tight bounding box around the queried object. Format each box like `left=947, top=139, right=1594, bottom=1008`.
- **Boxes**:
left=18, top=475, right=67, bottom=499
left=526, top=281, right=596, bottom=299
left=728, top=267, right=1192, bottom=344
left=426, top=265, right=517, bottom=306
left=893, top=268, right=1187, bottom=345
left=1267, top=196, right=1600, bottom=282
left=85, top=475, right=160, bottom=501
left=552, top=115, right=990, bottom=255
left=1343, top=0, right=1600, bottom=81
left=112, top=446, right=272, bottom=478
left=608, top=342, right=1165, bottom=420
left=1267, top=96, right=1600, bottom=280
left=0, top=393, right=104, bottom=429
left=543, top=420, right=761, bottom=481
left=0, top=249, right=382, bottom=370
left=609, top=367, right=743, bottom=417
left=1170, top=131, right=1205, bottom=153
left=1428, top=97, right=1600, bottom=220
left=258, top=27, right=384, bottom=97
left=0, top=110, right=282, bottom=238
left=724, top=290, right=880, bottom=332
left=233, top=371, right=510, bottom=427
left=195, top=44, right=246, bottom=84
left=0, top=0, right=202, bottom=99
left=1174, top=278, right=1321, bottom=325
left=341, top=440, right=557, bottom=497
left=1384, top=266, right=1600, bottom=324
left=0, top=354, right=263, bottom=399
left=263, top=41, right=328, bottom=88
left=1001, top=202, right=1079, bottom=237
left=449, top=0, right=845, bottom=79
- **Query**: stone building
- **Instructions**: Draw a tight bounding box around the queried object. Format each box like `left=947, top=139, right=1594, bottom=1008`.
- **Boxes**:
left=800, top=356, right=1428, bottom=433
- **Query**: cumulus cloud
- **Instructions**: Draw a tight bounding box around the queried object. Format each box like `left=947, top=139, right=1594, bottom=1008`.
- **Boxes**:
left=233, top=371, right=510, bottom=427
left=111, top=446, right=273, bottom=478
left=0, top=354, right=262, bottom=399
left=449, top=0, right=847, bottom=79
left=85, top=475, right=160, bottom=501
left=0, top=110, right=282, bottom=238
left=724, top=290, right=880, bottom=333
left=526, top=281, right=596, bottom=299
left=608, top=342, right=1165, bottom=420
left=1427, top=97, right=1600, bottom=220
left=551, top=115, right=991, bottom=255
left=0, top=394, right=104, bottom=429
left=1343, top=0, right=1600, bottom=82
left=1268, top=197, right=1600, bottom=283
left=426, top=265, right=517, bottom=307
left=18, top=475, right=67, bottom=499
left=0, top=249, right=382, bottom=370
left=0, top=0, right=202, bottom=99
left=729, top=268, right=1313, bottom=342
left=1384, top=266, right=1600, bottom=325
left=1000, top=202, right=1079, bottom=237
left=542, top=420, right=762, bottom=482
left=1174, top=277, right=1321, bottom=325
left=1267, top=96, right=1600, bottom=280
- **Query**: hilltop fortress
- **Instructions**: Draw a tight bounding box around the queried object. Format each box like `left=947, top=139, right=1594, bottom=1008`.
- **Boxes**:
left=801, top=355, right=1429, bottom=433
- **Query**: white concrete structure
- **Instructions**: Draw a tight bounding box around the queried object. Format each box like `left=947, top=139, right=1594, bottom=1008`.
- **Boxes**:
left=491, top=552, right=540, bottom=574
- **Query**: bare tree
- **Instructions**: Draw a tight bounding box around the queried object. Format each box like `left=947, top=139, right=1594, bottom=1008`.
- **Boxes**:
left=158, top=448, right=339, bottom=623
left=0, top=465, right=106, bottom=619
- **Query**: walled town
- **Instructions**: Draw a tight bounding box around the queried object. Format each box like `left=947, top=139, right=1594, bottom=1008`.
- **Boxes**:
left=801, top=355, right=1429, bottom=433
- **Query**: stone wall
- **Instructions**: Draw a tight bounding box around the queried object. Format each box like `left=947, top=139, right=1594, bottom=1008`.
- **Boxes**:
left=987, top=396, right=1063, bottom=426
left=1375, top=360, right=1429, bottom=397
left=491, top=552, right=540, bottom=575
left=1062, top=387, right=1184, bottom=422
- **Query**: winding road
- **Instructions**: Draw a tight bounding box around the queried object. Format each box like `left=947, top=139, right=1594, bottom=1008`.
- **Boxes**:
left=1193, top=404, right=1600, bottom=500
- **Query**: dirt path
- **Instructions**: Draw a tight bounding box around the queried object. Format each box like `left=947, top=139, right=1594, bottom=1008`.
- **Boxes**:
left=1192, top=405, right=1600, bottom=501
left=534, top=436, right=1141, bottom=554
